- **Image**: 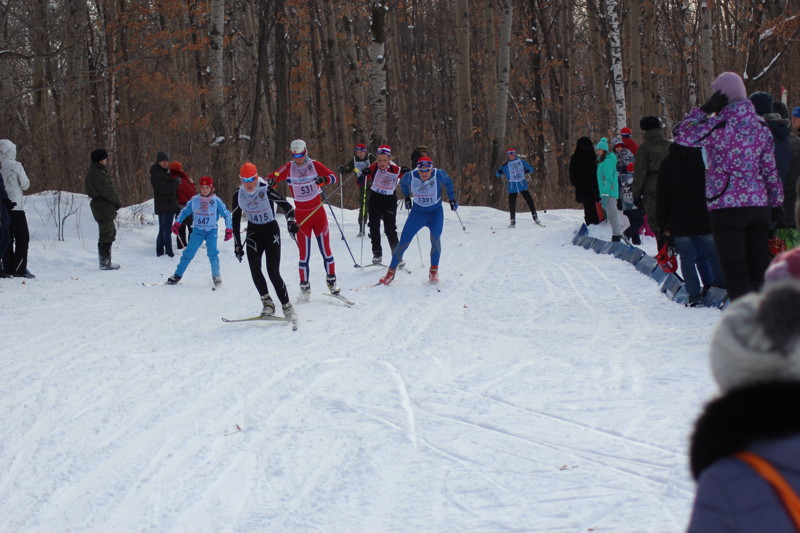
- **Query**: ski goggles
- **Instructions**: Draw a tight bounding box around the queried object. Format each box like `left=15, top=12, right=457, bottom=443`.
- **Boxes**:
left=240, top=176, right=257, bottom=182
left=417, top=162, right=433, bottom=170
left=291, top=152, right=306, bottom=158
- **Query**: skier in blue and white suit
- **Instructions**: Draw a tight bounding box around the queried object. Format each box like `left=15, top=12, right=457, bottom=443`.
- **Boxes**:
left=379, top=156, right=457, bottom=285
left=167, top=175, right=233, bottom=287
left=495, top=148, right=539, bottom=226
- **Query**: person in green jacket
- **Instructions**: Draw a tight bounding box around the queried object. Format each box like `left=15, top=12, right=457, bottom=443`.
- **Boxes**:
left=85, top=149, right=121, bottom=270
left=596, top=137, right=625, bottom=242
left=632, top=116, right=672, bottom=247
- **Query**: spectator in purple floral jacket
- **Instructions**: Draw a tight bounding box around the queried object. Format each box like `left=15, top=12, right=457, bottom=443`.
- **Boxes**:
left=673, top=71, right=784, bottom=300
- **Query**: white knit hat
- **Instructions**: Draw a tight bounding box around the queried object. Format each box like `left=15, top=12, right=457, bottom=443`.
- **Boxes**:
left=710, top=281, right=800, bottom=392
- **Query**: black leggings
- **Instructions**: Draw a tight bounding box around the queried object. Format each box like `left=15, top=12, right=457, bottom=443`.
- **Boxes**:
left=508, top=190, right=537, bottom=220
left=245, top=221, right=290, bottom=305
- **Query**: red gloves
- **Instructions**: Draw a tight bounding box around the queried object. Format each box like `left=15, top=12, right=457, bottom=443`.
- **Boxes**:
left=224, top=229, right=233, bottom=241
left=171, top=221, right=181, bottom=235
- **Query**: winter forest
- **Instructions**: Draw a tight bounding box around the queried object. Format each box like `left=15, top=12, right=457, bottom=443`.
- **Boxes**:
left=2, top=0, right=799, bottom=210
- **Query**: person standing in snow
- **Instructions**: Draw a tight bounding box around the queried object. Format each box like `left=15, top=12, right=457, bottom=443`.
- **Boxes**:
left=150, top=150, right=180, bottom=258
left=495, top=148, right=539, bottom=227
left=569, top=137, right=600, bottom=226
left=0, top=139, right=33, bottom=277
left=337, top=143, right=375, bottom=237
left=85, top=149, right=122, bottom=270
left=379, top=156, right=457, bottom=285
left=686, top=280, right=800, bottom=533
left=362, top=145, right=407, bottom=265
left=673, top=71, right=784, bottom=300
left=595, top=138, right=625, bottom=242
left=231, top=162, right=298, bottom=321
left=170, top=161, right=196, bottom=250
left=0, top=172, right=13, bottom=277
left=269, top=139, right=340, bottom=298
left=613, top=138, right=642, bottom=244
left=167, top=176, right=233, bottom=288
left=632, top=116, right=671, bottom=247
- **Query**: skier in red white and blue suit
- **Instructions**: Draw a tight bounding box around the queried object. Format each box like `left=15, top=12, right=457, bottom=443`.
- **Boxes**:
left=270, top=139, right=340, bottom=296
left=495, top=148, right=539, bottom=226
left=379, top=156, right=457, bottom=285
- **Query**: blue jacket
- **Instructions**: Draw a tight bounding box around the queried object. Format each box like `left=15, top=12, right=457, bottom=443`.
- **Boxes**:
left=687, top=383, right=800, bottom=533
left=400, top=168, right=456, bottom=211
left=495, top=158, right=534, bottom=193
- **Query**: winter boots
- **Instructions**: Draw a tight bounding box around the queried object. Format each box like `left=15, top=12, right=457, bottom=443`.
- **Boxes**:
left=213, top=276, right=222, bottom=289
left=299, top=281, right=311, bottom=300
left=166, top=274, right=182, bottom=285
left=260, top=294, right=275, bottom=317
left=326, top=274, right=340, bottom=295
left=282, top=302, right=297, bottom=321
left=98, top=242, right=120, bottom=270
left=508, top=220, right=516, bottom=228
left=379, top=268, right=396, bottom=285
left=429, top=266, right=439, bottom=283
left=372, top=254, right=382, bottom=264
left=533, top=213, right=540, bottom=224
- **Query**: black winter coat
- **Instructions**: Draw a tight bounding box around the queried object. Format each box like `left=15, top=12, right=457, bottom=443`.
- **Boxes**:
left=569, top=139, right=599, bottom=204
left=783, top=134, right=800, bottom=228
left=656, top=143, right=711, bottom=236
left=764, top=114, right=791, bottom=185
left=150, top=163, right=180, bottom=214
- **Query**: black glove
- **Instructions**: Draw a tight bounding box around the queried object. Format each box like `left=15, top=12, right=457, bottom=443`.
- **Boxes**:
left=633, top=197, right=644, bottom=211
left=287, top=217, right=299, bottom=235
left=616, top=198, right=623, bottom=211
left=400, top=166, right=410, bottom=175
left=315, top=176, right=326, bottom=185
left=700, top=90, right=729, bottom=115
left=404, top=196, right=412, bottom=210
left=336, top=165, right=346, bottom=174
left=2, top=198, right=16, bottom=210
left=771, top=205, right=786, bottom=227
left=234, top=244, right=244, bottom=262
left=449, top=200, right=458, bottom=211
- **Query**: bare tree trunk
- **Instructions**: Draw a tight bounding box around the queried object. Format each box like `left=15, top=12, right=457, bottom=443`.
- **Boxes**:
left=368, top=0, right=388, bottom=146
left=209, top=0, right=231, bottom=200
left=342, top=15, right=367, bottom=146
left=587, top=0, right=610, bottom=137
left=606, top=0, right=626, bottom=133
left=642, top=0, right=658, bottom=116
left=453, top=0, right=475, bottom=194
left=682, top=0, right=699, bottom=108
left=273, top=0, right=289, bottom=165
left=322, top=0, right=349, bottom=156
left=699, top=0, right=714, bottom=100
left=627, top=0, right=642, bottom=130
left=387, top=6, right=409, bottom=153
left=492, top=0, right=513, bottom=173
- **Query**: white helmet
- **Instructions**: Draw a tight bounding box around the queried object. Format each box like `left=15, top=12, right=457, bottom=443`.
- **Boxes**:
left=290, top=139, right=307, bottom=155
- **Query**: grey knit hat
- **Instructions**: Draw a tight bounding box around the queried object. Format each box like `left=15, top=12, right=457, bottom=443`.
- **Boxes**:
left=710, top=281, right=800, bottom=393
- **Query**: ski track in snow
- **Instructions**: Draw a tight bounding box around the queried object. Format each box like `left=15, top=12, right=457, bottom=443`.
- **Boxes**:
left=0, top=194, right=721, bottom=532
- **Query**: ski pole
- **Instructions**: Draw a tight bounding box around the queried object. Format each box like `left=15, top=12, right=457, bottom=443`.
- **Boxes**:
left=296, top=172, right=357, bottom=227
left=322, top=191, right=361, bottom=268
left=454, top=208, right=466, bottom=232
left=415, top=234, right=424, bottom=267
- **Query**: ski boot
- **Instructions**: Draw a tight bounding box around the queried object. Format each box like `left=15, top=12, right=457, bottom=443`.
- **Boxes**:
left=299, top=281, right=311, bottom=301
left=372, top=254, right=382, bottom=265
left=429, top=266, right=439, bottom=283
left=379, top=268, right=396, bottom=285
left=282, top=302, right=297, bottom=321
left=213, top=276, right=222, bottom=289
left=508, top=220, right=516, bottom=228
left=533, top=213, right=541, bottom=225
left=260, top=294, right=276, bottom=317
left=166, top=274, right=182, bottom=285
left=326, top=274, right=340, bottom=295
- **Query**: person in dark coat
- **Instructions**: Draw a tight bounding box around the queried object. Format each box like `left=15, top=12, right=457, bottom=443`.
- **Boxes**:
left=772, top=101, right=800, bottom=250
left=632, top=116, right=672, bottom=247
left=0, top=172, right=13, bottom=278
left=687, top=280, right=800, bottom=533
left=656, top=142, right=725, bottom=305
left=750, top=92, right=791, bottom=188
left=85, top=149, right=121, bottom=270
left=569, top=137, right=600, bottom=225
left=150, top=150, right=179, bottom=257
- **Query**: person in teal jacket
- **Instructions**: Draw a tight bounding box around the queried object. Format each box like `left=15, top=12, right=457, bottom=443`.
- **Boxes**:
left=596, top=137, right=625, bottom=242
left=495, top=149, right=539, bottom=227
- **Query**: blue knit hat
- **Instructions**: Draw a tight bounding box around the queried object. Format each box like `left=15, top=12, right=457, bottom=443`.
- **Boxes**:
left=595, top=137, right=609, bottom=152
left=792, top=107, right=800, bottom=118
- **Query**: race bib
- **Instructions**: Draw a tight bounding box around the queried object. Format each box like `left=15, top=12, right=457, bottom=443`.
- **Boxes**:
left=371, top=166, right=401, bottom=194
left=508, top=159, right=525, bottom=182
left=238, top=187, right=275, bottom=225
left=192, top=195, right=219, bottom=230
left=411, top=172, right=439, bottom=207
left=289, top=160, right=321, bottom=202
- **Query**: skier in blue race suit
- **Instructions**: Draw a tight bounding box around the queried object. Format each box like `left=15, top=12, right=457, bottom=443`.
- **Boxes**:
left=379, top=156, right=457, bottom=285
left=495, top=148, right=539, bottom=226
left=167, top=176, right=233, bottom=288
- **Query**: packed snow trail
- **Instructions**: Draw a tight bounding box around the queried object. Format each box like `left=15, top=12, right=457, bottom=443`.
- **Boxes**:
left=0, top=194, right=719, bottom=532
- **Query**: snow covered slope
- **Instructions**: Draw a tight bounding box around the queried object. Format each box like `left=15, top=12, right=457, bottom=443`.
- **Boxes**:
left=1, top=192, right=719, bottom=532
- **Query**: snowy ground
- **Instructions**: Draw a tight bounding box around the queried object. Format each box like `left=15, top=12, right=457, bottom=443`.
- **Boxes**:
left=1, top=192, right=721, bottom=533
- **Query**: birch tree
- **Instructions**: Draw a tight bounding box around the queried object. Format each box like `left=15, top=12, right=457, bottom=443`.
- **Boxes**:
left=627, top=0, right=643, bottom=132
left=606, top=0, right=626, bottom=132
left=699, top=0, right=714, bottom=99
left=368, top=0, right=388, bottom=146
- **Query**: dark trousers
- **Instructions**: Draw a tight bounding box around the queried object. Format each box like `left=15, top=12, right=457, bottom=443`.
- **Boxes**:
left=582, top=201, right=600, bottom=225
left=245, top=221, right=290, bottom=305
left=368, top=192, right=399, bottom=257
left=2, top=210, right=30, bottom=274
left=156, top=212, right=175, bottom=257
left=508, top=190, right=537, bottom=220
left=709, top=206, right=771, bottom=301
left=623, top=209, right=643, bottom=244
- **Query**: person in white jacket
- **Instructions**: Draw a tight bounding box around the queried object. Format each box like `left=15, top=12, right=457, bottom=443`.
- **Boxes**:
left=0, top=140, right=33, bottom=278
